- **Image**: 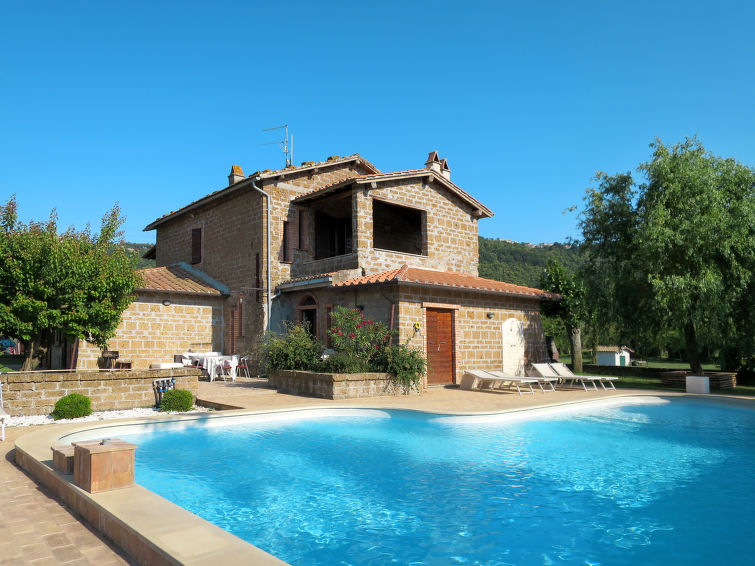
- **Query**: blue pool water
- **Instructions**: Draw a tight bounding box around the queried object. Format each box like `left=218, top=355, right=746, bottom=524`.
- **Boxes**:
left=118, top=399, right=755, bottom=565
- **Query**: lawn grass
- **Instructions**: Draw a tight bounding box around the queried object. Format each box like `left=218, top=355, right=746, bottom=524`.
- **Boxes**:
left=0, top=355, right=22, bottom=372
left=559, top=353, right=719, bottom=371
left=611, top=375, right=755, bottom=396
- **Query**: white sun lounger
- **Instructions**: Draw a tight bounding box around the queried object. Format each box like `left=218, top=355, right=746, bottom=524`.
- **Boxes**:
left=460, top=370, right=537, bottom=395
left=486, top=370, right=556, bottom=393
left=550, top=362, right=618, bottom=391
left=531, top=363, right=600, bottom=391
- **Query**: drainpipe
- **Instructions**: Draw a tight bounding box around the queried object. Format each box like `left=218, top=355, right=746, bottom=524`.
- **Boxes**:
left=251, top=177, right=272, bottom=332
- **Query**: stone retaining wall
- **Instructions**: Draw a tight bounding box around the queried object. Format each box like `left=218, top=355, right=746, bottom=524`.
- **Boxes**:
left=271, top=370, right=418, bottom=400
left=1, top=368, right=201, bottom=416
left=659, top=371, right=737, bottom=390
left=581, top=364, right=737, bottom=389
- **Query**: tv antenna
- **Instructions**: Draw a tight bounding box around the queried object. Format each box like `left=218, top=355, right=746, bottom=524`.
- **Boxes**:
left=261, top=124, right=293, bottom=167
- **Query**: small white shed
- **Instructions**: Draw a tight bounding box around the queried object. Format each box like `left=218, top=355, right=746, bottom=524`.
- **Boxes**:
left=597, top=346, right=633, bottom=367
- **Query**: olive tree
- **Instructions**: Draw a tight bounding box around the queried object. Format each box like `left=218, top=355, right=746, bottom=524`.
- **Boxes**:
left=0, top=196, right=142, bottom=370
left=580, top=138, right=755, bottom=375
left=539, top=260, right=587, bottom=372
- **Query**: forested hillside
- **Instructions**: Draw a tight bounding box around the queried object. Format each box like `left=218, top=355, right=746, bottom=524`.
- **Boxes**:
left=124, top=243, right=155, bottom=269
left=478, top=237, right=583, bottom=288
left=125, top=238, right=584, bottom=283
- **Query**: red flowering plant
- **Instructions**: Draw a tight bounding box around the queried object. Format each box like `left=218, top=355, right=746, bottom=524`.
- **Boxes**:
left=327, top=306, right=393, bottom=362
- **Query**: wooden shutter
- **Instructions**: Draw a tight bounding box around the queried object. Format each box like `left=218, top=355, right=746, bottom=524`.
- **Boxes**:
left=298, top=209, right=307, bottom=250
left=238, top=298, right=244, bottom=337
left=230, top=309, right=236, bottom=354
left=191, top=228, right=202, bottom=264
left=282, top=221, right=292, bottom=262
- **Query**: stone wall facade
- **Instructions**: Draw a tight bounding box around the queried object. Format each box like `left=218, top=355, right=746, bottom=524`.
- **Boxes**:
left=1, top=368, right=201, bottom=416
left=77, top=292, right=224, bottom=370
left=145, top=155, right=550, bottom=383
left=276, top=284, right=548, bottom=386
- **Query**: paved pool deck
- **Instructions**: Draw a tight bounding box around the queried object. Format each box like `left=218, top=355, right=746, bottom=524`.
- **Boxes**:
left=4, top=379, right=712, bottom=564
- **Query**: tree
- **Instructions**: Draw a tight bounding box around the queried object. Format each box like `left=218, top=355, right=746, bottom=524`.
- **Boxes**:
left=0, top=196, right=143, bottom=370
left=539, top=259, right=587, bottom=372
left=580, top=138, right=755, bottom=375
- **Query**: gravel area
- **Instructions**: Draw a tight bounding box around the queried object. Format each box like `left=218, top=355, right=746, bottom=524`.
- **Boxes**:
left=8, top=406, right=210, bottom=428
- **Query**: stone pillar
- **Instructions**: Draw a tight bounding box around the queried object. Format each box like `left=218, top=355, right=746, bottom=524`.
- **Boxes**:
left=73, top=439, right=137, bottom=493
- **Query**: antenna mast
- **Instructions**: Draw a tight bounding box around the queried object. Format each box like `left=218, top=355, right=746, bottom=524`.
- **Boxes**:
left=261, top=124, right=293, bottom=167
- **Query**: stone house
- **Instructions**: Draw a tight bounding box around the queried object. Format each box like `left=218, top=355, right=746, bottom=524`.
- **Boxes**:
left=80, top=152, right=557, bottom=383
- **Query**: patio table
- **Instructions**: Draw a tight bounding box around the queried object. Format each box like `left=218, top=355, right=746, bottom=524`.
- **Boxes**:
left=201, top=355, right=237, bottom=382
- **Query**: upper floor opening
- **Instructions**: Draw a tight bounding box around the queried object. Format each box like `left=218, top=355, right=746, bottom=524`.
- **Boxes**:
left=372, top=199, right=426, bottom=256
left=313, top=196, right=352, bottom=260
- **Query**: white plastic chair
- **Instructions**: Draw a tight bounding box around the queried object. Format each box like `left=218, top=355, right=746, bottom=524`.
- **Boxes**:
left=237, top=355, right=251, bottom=378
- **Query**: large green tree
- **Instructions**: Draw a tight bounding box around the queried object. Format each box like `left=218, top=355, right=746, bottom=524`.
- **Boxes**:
left=0, top=197, right=143, bottom=370
left=539, top=259, right=587, bottom=372
left=580, top=138, right=755, bottom=375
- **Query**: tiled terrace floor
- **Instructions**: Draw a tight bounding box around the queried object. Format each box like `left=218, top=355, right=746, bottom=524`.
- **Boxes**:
left=0, top=425, right=133, bottom=565
left=5, top=379, right=675, bottom=564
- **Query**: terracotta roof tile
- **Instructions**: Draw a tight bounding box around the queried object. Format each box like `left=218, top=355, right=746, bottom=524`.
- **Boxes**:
left=279, top=272, right=336, bottom=286
left=293, top=168, right=493, bottom=218
left=334, top=265, right=558, bottom=300
left=145, top=154, right=380, bottom=230
left=138, top=264, right=226, bottom=295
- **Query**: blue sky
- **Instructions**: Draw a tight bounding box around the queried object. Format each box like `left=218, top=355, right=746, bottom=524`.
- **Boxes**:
left=2, top=1, right=753, bottom=244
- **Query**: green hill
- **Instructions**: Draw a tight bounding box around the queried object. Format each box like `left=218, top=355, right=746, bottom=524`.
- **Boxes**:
left=125, top=237, right=584, bottom=286
left=478, top=237, right=583, bottom=288
left=124, top=242, right=155, bottom=270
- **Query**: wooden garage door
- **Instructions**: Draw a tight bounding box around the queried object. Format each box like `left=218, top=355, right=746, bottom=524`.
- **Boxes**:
left=426, top=308, right=455, bottom=385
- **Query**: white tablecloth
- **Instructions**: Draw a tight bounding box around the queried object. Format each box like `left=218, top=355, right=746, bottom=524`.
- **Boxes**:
left=200, top=355, right=237, bottom=382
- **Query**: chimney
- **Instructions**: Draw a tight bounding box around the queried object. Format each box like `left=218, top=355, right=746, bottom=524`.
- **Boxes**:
left=440, top=158, right=451, bottom=180
left=425, top=151, right=442, bottom=174
left=228, top=165, right=245, bottom=185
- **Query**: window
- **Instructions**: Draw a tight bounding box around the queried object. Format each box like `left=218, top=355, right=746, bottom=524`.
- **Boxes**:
left=297, top=295, right=318, bottom=337
left=314, top=212, right=352, bottom=259
left=373, top=200, right=425, bottom=255
left=282, top=221, right=293, bottom=262
left=298, top=209, right=307, bottom=250
left=191, top=228, right=202, bottom=264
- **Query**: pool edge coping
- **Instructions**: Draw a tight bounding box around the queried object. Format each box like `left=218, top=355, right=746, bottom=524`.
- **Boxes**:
left=14, top=392, right=755, bottom=565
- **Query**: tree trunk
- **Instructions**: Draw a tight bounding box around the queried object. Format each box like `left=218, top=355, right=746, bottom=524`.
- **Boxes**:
left=20, top=339, right=36, bottom=371
left=684, top=322, right=703, bottom=375
left=568, top=325, right=583, bottom=373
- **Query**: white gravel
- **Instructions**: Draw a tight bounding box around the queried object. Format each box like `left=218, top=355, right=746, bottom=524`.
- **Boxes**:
left=8, top=406, right=210, bottom=428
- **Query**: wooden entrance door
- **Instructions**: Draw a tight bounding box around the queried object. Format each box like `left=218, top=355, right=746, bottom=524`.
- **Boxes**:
left=426, top=308, right=455, bottom=385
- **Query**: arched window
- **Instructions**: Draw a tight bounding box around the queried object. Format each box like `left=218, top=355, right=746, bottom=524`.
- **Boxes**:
left=297, top=294, right=318, bottom=337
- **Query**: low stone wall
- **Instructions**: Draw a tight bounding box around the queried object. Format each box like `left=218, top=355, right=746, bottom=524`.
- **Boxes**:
left=582, top=364, right=737, bottom=389
left=659, top=371, right=737, bottom=390
left=271, top=370, right=417, bottom=400
left=582, top=364, right=669, bottom=379
left=1, top=368, right=201, bottom=416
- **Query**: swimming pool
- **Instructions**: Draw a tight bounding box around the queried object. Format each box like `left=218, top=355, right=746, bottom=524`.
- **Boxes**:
left=108, top=398, right=754, bottom=565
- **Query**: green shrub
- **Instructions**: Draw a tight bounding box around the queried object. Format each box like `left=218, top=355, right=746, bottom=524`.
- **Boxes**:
left=262, top=321, right=322, bottom=372
left=375, top=343, right=426, bottom=393
left=160, top=389, right=194, bottom=412
left=328, top=306, right=392, bottom=361
left=320, top=351, right=372, bottom=373
left=52, top=393, right=92, bottom=420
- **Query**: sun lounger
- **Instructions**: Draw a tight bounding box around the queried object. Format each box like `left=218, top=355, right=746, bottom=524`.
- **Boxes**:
left=487, top=370, right=556, bottom=392
left=531, top=363, right=600, bottom=391
left=550, top=362, right=618, bottom=390
left=460, top=370, right=537, bottom=395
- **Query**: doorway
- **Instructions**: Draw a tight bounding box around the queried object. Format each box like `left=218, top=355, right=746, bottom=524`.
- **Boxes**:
left=426, top=308, right=455, bottom=385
